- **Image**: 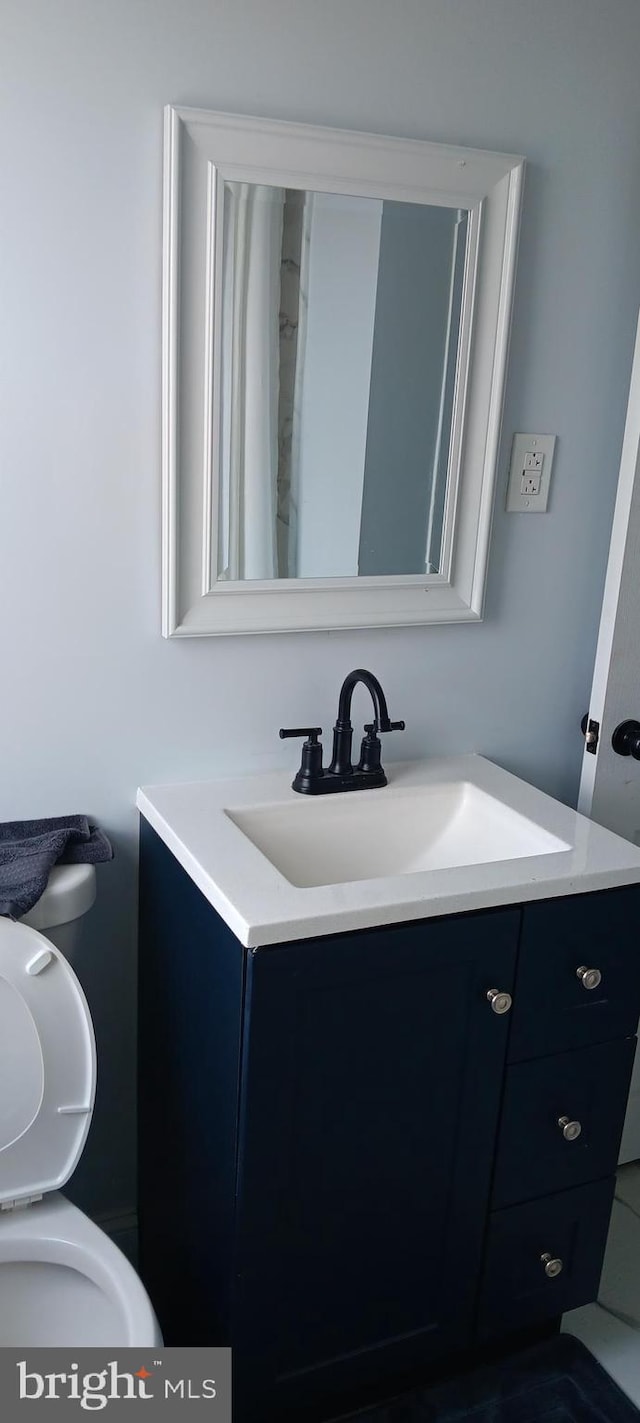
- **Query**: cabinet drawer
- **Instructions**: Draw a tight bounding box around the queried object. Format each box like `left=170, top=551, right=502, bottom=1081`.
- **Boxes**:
left=509, top=888, right=640, bottom=1061
left=493, top=1037, right=636, bottom=1208
left=477, top=1177, right=614, bottom=1338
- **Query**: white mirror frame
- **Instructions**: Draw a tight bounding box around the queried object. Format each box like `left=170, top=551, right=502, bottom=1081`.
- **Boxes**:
left=162, top=106, right=524, bottom=637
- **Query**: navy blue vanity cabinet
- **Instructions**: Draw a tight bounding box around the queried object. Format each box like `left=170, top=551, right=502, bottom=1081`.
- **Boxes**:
left=138, top=823, right=640, bottom=1423
left=138, top=824, right=517, bottom=1419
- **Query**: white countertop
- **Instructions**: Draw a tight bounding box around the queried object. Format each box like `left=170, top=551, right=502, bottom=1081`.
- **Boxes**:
left=136, top=756, right=640, bottom=948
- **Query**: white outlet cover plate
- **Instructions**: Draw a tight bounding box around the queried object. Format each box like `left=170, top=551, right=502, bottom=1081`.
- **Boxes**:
left=506, top=433, right=556, bottom=512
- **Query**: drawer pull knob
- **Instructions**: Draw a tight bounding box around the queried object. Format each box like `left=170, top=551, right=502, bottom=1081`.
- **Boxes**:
left=487, top=988, right=512, bottom=1015
left=576, top=965, right=602, bottom=990
left=558, top=1116, right=582, bottom=1141
left=541, top=1253, right=563, bottom=1278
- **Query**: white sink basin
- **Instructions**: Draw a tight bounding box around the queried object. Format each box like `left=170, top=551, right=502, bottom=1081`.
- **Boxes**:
left=137, top=756, right=640, bottom=946
left=227, top=782, right=570, bottom=888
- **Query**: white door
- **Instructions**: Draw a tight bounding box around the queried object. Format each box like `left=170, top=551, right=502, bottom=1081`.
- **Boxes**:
left=579, top=311, right=640, bottom=1163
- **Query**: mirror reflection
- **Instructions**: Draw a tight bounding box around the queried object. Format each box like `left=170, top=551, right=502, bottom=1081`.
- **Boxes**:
left=217, top=183, right=469, bottom=582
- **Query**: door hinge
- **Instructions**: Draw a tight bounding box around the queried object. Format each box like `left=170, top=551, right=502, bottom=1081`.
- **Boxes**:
left=581, top=713, right=600, bottom=754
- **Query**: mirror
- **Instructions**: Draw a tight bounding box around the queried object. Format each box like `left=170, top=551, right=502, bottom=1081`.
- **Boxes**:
left=162, top=107, right=524, bottom=635
left=218, top=183, right=468, bottom=582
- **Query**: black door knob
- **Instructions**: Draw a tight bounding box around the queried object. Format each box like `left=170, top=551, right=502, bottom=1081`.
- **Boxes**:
left=612, top=720, right=640, bottom=759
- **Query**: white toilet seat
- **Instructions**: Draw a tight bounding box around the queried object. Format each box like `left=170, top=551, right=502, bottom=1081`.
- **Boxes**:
left=0, top=913, right=161, bottom=1346
left=0, top=917, right=95, bottom=1207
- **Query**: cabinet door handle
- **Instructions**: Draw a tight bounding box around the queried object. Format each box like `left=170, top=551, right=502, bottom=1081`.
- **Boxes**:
left=486, top=988, right=512, bottom=1015
left=541, top=1253, right=563, bottom=1278
left=558, top=1116, right=582, bottom=1141
left=576, top=965, right=602, bottom=990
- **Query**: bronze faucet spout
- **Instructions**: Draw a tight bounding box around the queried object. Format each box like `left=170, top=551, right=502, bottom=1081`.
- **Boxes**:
left=335, top=668, right=392, bottom=732
left=330, top=669, right=399, bottom=776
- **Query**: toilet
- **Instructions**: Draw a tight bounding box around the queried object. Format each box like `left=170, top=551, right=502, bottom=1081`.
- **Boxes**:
left=0, top=864, right=161, bottom=1346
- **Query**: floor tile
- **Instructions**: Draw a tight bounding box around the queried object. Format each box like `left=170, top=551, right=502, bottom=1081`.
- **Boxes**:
left=563, top=1171, right=640, bottom=1407
left=563, top=1304, right=640, bottom=1407
left=617, top=1165, right=640, bottom=1218
left=598, top=1198, right=640, bottom=1328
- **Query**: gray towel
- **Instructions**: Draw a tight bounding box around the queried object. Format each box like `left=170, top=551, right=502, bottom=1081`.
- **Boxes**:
left=0, top=815, right=113, bottom=919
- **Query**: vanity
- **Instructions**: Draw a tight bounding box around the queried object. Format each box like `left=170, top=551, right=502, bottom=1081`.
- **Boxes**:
left=136, top=750, right=640, bottom=1423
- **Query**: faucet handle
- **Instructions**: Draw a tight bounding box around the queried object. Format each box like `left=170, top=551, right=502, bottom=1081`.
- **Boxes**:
left=279, top=726, right=322, bottom=742
left=280, top=727, right=324, bottom=793
left=364, top=720, right=405, bottom=734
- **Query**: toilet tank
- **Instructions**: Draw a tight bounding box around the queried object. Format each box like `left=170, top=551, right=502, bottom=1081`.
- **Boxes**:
left=21, top=864, right=97, bottom=962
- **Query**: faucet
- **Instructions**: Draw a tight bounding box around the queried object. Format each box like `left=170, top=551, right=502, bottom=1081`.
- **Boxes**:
left=280, top=669, right=405, bottom=794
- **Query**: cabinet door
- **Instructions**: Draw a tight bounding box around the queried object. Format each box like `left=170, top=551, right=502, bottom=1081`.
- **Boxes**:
left=232, top=910, right=518, bottom=1420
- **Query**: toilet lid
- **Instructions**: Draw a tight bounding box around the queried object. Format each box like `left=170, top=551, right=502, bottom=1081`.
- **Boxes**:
left=0, top=917, right=96, bottom=1209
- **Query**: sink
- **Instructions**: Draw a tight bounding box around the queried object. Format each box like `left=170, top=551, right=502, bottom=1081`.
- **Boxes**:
left=226, top=781, right=571, bottom=889
left=138, top=755, right=640, bottom=946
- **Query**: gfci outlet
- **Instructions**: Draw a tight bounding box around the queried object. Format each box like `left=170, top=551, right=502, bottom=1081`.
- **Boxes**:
left=506, top=433, right=556, bottom=513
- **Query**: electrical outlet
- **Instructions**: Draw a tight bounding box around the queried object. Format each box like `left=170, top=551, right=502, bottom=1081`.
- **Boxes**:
left=506, top=433, right=556, bottom=512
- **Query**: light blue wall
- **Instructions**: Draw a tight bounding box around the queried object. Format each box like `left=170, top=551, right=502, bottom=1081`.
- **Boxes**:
left=2, top=0, right=640, bottom=1222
